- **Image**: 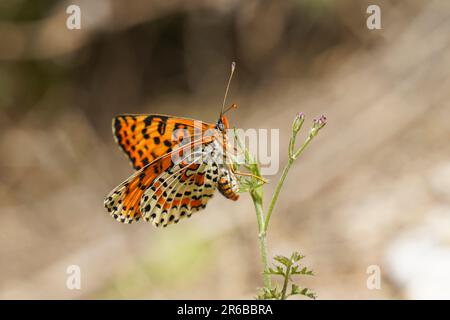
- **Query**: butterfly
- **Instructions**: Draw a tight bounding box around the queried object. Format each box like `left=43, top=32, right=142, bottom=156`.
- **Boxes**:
left=104, top=63, right=242, bottom=228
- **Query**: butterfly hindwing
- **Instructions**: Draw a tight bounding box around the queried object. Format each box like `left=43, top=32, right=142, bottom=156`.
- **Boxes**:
left=104, top=152, right=174, bottom=223
left=139, top=145, right=218, bottom=227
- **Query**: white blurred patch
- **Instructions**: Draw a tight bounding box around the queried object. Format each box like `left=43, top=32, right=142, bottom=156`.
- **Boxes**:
left=385, top=205, right=450, bottom=299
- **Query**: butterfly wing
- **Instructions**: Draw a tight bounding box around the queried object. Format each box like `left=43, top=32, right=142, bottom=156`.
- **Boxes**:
left=139, top=145, right=219, bottom=227
left=104, top=152, right=172, bottom=223
left=106, top=118, right=240, bottom=227
left=104, top=134, right=216, bottom=224
left=113, top=114, right=211, bottom=170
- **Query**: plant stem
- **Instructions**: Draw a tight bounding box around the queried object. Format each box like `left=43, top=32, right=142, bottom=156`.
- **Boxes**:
left=250, top=188, right=271, bottom=289
left=264, top=134, right=315, bottom=233
left=234, top=129, right=272, bottom=289
left=293, top=134, right=314, bottom=160
left=234, top=119, right=325, bottom=295
left=264, top=158, right=293, bottom=233
left=280, top=264, right=292, bottom=300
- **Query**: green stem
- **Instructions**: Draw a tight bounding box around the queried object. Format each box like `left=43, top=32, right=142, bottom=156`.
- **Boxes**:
left=280, top=264, right=292, bottom=300
left=264, top=158, right=293, bottom=233
left=264, top=134, right=315, bottom=233
left=293, top=134, right=314, bottom=160
left=236, top=123, right=323, bottom=294
left=235, top=131, right=272, bottom=289
left=250, top=189, right=271, bottom=289
left=234, top=129, right=271, bottom=289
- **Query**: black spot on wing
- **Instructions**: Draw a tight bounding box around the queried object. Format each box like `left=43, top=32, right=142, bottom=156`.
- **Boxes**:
left=163, top=139, right=172, bottom=147
left=144, top=116, right=154, bottom=126
left=157, top=116, right=168, bottom=135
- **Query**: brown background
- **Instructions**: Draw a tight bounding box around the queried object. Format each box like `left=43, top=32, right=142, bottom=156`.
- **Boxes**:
left=1, top=0, right=450, bottom=299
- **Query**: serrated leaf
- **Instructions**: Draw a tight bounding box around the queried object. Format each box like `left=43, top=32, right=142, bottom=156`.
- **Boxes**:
left=297, top=287, right=317, bottom=300
left=291, top=283, right=300, bottom=295
left=295, top=267, right=314, bottom=276
left=274, top=255, right=292, bottom=267
left=291, top=252, right=305, bottom=262
left=263, top=268, right=278, bottom=275
left=256, top=287, right=282, bottom=300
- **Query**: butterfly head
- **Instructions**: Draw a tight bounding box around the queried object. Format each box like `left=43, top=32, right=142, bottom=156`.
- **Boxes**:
left=217, top=102, right=237, bottom=132
left=216, top=115, right=229, bottom=132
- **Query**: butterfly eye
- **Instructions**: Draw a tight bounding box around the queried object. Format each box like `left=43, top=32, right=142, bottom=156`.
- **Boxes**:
left=216, top=122, right=225, bottom=131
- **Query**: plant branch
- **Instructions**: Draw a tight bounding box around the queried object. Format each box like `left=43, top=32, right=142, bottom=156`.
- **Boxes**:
left=263, top=114, right=326, bottom=233
left=264, top=158, right=293, bottom=233
left=234, top=114, right=326, bottom=299
left=280, top=263, right=291, bottom=300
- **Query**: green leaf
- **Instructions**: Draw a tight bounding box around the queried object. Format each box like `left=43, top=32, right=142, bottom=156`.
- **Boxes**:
left=259, top=251, right=317, bottom=300
left=304, top=268, right=315, bottom=276
left=291, top=252, right=305, bottom=262
left=274, top=255, right=292, bottom=267
left=256, top=286, right=284, bottom=300
left=264, top=266, right=284, bottom=276
left=299, top=288, right=317, bottom=300
left=291, top=283, right=300, bottom=295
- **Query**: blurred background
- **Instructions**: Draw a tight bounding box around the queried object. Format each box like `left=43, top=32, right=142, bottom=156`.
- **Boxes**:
left=1, top=0, right=450, bottom=299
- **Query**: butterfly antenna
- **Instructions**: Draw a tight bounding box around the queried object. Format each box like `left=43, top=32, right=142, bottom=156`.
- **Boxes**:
left=220, top=61, right=236, bottom=118
left=223, top=103, right=238, bottom=115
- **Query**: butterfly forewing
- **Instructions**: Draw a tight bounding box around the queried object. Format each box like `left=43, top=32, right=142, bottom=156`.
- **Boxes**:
left=113, top=114, right=210, bottom=170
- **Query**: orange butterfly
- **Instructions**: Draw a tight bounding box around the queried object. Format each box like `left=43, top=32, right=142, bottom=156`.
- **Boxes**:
left=104, top=63, right=241, bottom=227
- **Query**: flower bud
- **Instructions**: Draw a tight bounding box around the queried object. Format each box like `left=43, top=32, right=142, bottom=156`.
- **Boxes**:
left=310, top=115, right=327, bottom=137
left=292, top=112, right=305, bottom=133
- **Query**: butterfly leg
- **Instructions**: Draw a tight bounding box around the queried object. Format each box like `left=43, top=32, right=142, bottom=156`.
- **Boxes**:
left=231, top=168, right=269, bottom=184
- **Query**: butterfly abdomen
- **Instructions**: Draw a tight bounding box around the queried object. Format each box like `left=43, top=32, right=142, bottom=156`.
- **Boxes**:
left=217, top=169, right=239, bottom=201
